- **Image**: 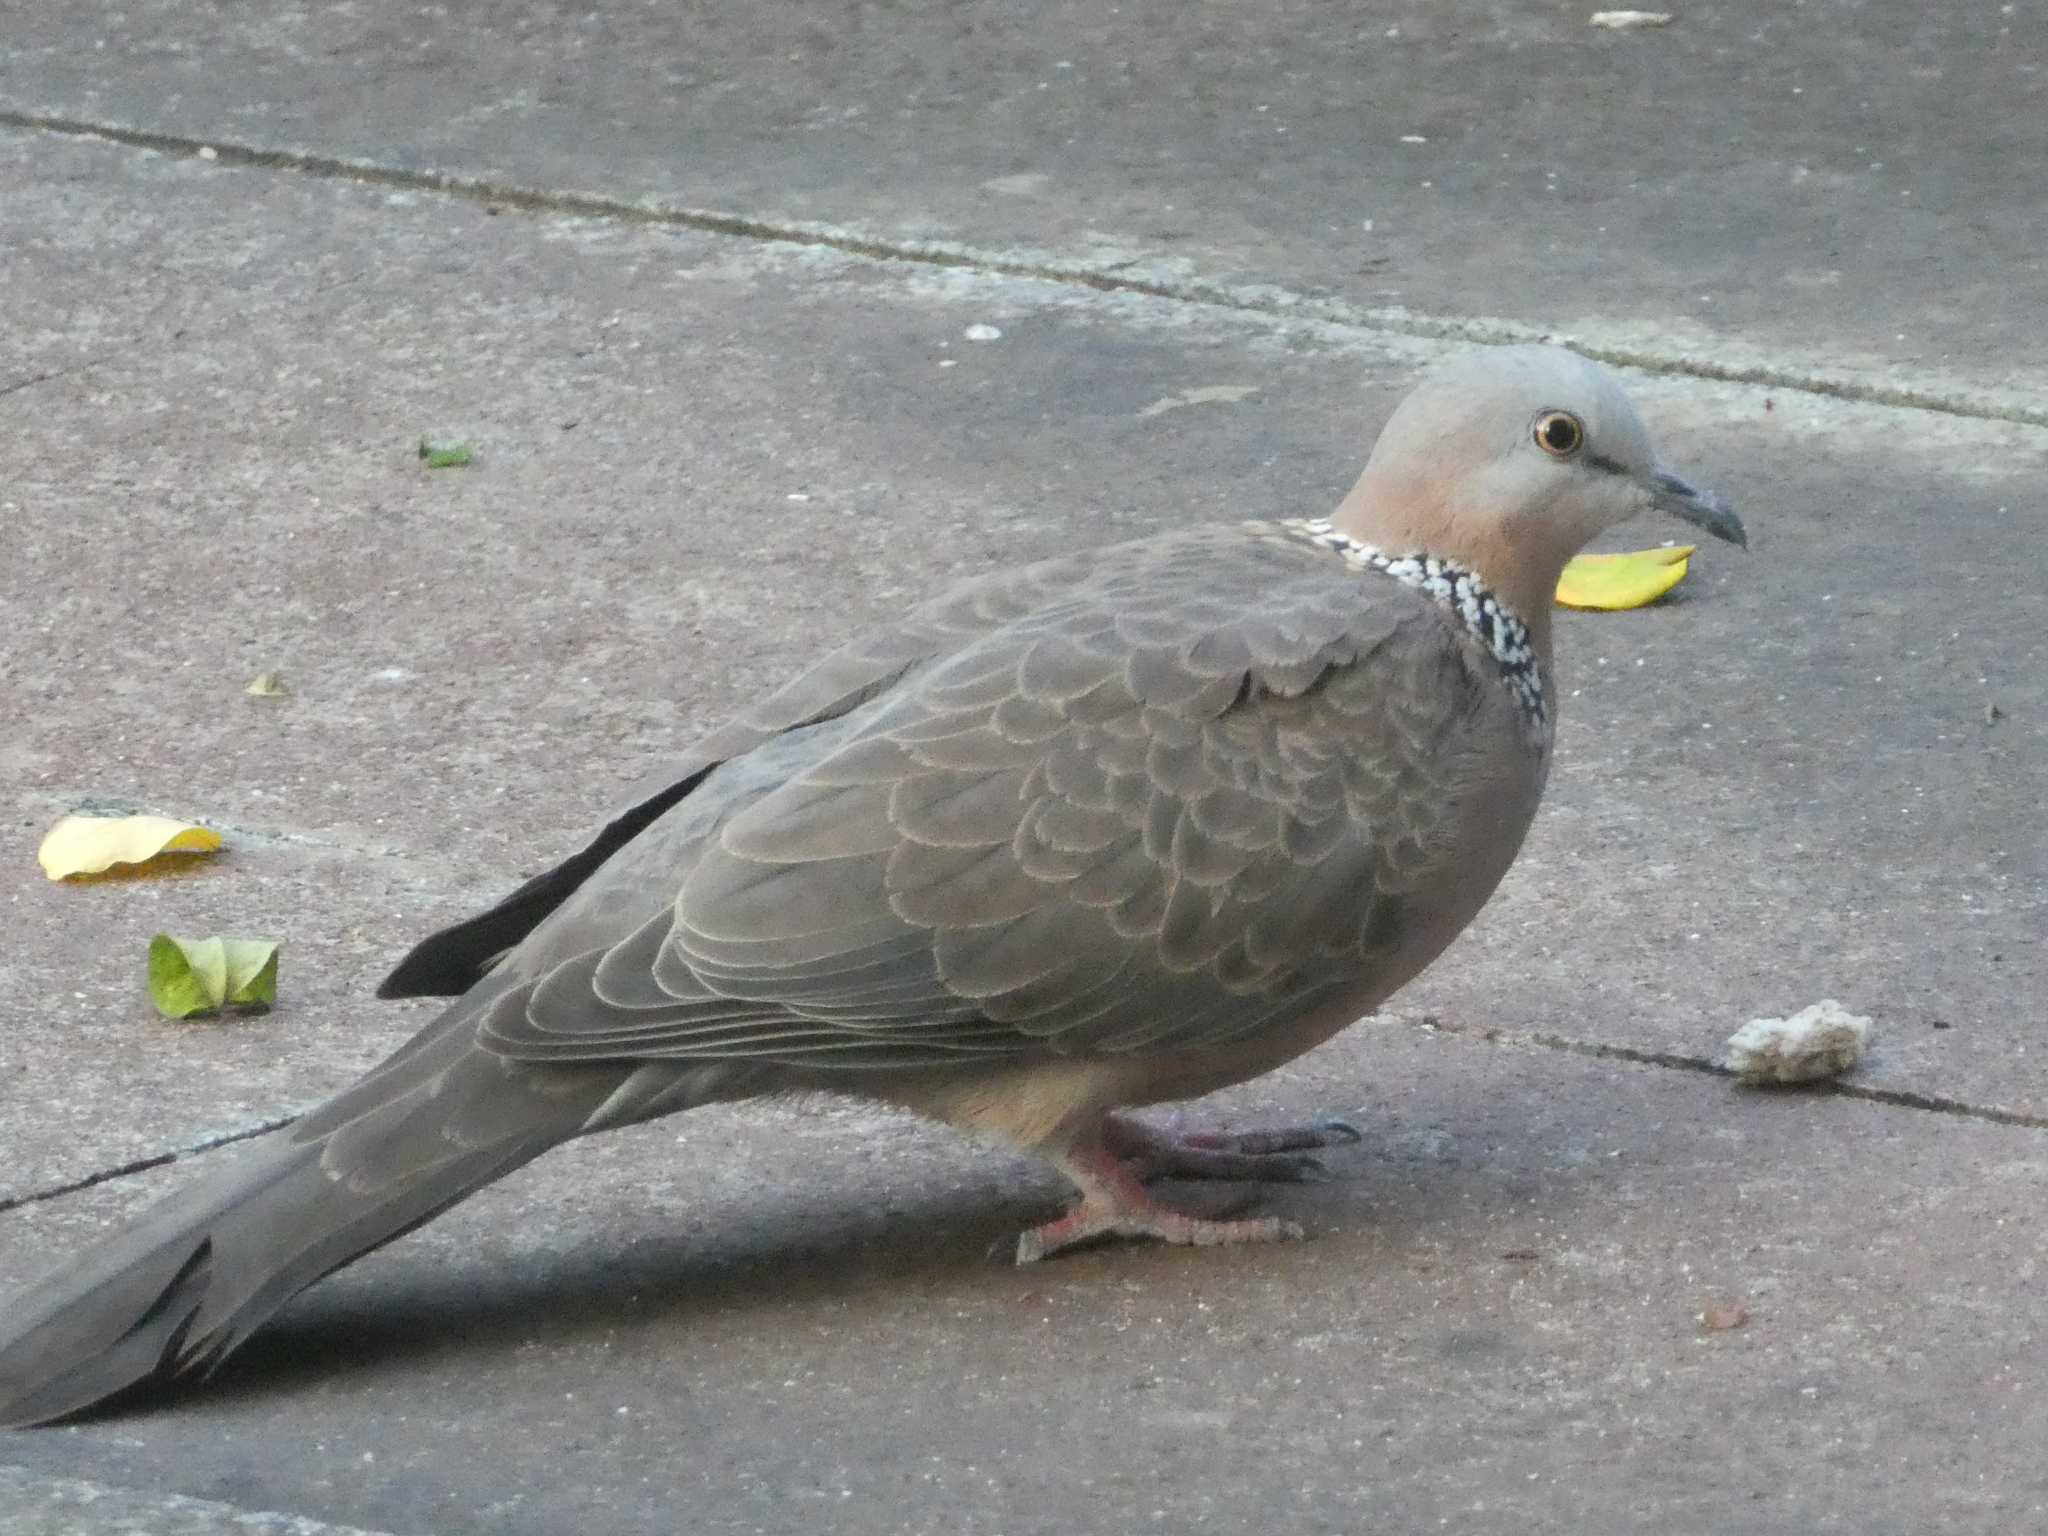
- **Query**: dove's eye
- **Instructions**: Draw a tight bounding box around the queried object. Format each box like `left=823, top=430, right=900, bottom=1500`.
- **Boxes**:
left=1533, top=410, right=1585, bottom=458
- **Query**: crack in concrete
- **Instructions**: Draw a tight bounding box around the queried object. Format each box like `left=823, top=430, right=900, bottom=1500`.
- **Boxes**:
left=5, top=108, right=2047, bottom=430
left=0, top=1116, right=293, bottom=1216
left=1415, top=1015, right=2048, bottom=1132
left=12, top=1015, right=2046, bottom=1216
left=0, top=366, right=74, bottom=401
left=0, top=355, right=113, bottom=402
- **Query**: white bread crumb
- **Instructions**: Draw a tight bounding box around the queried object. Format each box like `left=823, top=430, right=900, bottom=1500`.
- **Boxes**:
left=1726, top=1000, right=1871, bottom=1085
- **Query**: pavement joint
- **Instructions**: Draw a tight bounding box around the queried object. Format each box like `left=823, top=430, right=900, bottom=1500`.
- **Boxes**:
left=1417, top=1014, right=2048, bottom=1132
left=13, top=1008, right=2044, bottom=1222
left=4, top=108, right=2045, bottom=433
left=0, top=354, right=120, bottom=402
left=0, top=1116, right=295, bottom=1217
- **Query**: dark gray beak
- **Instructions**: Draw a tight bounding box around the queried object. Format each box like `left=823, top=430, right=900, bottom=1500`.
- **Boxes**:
left=1649, top=468, right=1746, bottom=548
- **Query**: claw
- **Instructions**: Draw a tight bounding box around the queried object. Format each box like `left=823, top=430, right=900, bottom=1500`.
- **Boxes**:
left=1017, top=1206, right=1304, bottom=1265
left=1013, top=1122, right=1334, bottom=1264
left=1117, top=1112, right=1364, bottom=1172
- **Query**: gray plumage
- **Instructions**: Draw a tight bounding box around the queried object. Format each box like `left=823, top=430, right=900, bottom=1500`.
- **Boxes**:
left=0, top=345, right=1741, bottom=1425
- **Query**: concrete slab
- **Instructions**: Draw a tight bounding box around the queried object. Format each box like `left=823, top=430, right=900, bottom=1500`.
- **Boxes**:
left=4, top=131, right=2044, bottom=1164
left=1, top=28, right=2045, bottom=1528
left=2, top=1, right=2043, bottom=399
left=4, top=1029, right=2046, bottom=1534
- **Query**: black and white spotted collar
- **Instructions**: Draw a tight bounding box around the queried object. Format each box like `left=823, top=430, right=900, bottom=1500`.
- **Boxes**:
left=1282, top=517, right=1548, bottom=733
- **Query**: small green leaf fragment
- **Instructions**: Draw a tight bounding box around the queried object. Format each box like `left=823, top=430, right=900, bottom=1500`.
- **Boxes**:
left=417, top=437, right=474, bottom=469
left=148, top=935, right=280, bottom=1018
left=222, top=940, right=280, bottom=1008
left=245, top=671, right=290, bottom=697
left=149, top=934, right=227, bottom=1018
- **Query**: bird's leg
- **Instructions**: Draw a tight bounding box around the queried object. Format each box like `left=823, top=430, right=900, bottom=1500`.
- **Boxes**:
left=1013, top=1126, right=1316, bottom=1264
left=1101, top=1109, right=1362, bottom=1184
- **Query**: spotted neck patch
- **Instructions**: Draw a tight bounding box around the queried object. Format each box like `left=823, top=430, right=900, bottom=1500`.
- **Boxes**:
left=1281, top=517, right=1548, bottom=731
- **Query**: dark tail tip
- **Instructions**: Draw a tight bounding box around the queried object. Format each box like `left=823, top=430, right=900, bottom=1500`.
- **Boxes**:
left=0, top=1237, right=213, bottom=1429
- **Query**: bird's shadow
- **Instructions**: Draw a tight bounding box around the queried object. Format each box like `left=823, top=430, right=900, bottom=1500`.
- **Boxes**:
left=77, top=1149, right=1451, bottom=1421
left=64, top=1087, right=1619, bottom=1423
left=190, top=1176, right=1054, bottom=1411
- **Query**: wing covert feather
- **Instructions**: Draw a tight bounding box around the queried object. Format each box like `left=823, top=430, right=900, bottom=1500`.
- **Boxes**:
left=478, top=525, right=1546, bottom=1071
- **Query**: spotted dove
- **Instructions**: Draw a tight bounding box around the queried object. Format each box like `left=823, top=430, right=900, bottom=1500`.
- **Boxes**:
left=0, top=344, right=1743, bottom=1425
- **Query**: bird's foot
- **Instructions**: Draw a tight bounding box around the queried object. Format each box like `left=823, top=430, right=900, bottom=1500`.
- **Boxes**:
left=1013, top=1132, right=1331, bottom=1264
left=1102, top=1110, right=1362, bottom=1185
left=1014, top=1200, right=1301, bottom=1265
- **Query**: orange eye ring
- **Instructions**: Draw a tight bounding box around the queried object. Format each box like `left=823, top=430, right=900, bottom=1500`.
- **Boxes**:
left=1533, top=410, right=1585, bottom=458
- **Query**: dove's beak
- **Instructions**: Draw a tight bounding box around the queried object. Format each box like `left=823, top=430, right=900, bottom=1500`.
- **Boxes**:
left=1649, top=468, right=1746, bottom=548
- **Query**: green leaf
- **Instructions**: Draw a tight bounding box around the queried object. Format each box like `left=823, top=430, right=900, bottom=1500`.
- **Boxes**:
left=417, top=437, right=474, bottom=469
left=149, top=934, right=227, bottom=1018
left=148, top=934, right=279, bottom=1019
left=222, top=939, right=280, bottom=1007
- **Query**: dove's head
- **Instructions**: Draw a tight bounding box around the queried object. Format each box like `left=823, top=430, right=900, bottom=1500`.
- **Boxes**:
left=1335, top=345, right=1742, bottom=645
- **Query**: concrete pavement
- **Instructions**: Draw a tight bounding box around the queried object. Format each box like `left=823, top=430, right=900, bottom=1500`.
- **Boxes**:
left=2, top=3, right=2045, bottom=1531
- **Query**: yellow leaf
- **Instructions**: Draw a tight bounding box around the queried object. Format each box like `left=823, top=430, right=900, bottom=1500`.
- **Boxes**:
left=1555, top=545, right=1696, bottom=611
left=38, top=814, right=225, bottom=881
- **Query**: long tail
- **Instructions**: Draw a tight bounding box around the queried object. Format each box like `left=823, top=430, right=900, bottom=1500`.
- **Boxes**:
left=0, top=1007, right=632, bottom=1428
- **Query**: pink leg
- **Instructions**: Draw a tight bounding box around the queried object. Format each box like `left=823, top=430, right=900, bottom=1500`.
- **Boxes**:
left=1013, top=1134, right=1313, bottom=1265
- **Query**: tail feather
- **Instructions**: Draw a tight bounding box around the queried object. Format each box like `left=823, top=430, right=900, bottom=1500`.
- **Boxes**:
left=0, top=1228, right=216, bottom=1428
left=0, top=1036, right=622, bottom=1428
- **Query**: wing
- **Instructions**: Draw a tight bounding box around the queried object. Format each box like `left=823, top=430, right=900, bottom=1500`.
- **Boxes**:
left=476, top=524, right=1536, bottom=1072
left=377, top=543, right=1118, bottom=997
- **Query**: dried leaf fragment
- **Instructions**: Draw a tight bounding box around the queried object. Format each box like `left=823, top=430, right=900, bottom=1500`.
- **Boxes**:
left=1137, top=384, right=1261, bottom=419
left=417, top=437, right=474, bottom=468
left=1555, top=545, right=1695, bottom=610
left=1700, top=1302, right=1750, bottom=1332
left=148, top=935, right=279, bottom=1019
left=246, top=671, right=290, bottom=697
left=39, top=815, right=224, bottom=881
